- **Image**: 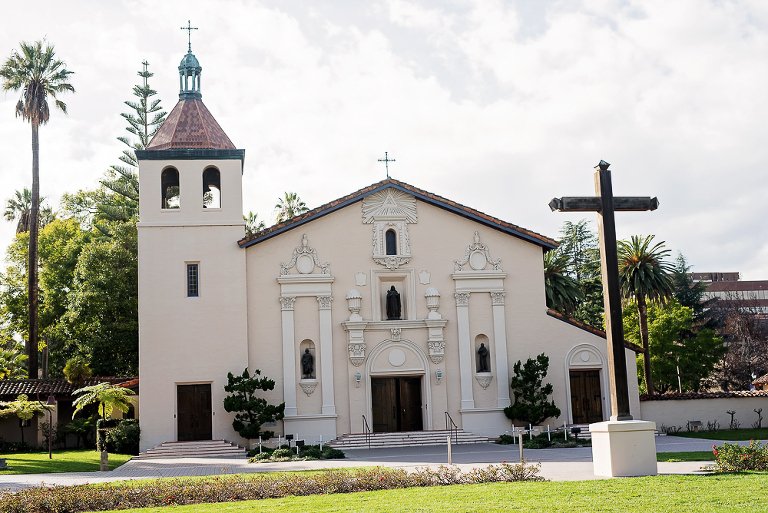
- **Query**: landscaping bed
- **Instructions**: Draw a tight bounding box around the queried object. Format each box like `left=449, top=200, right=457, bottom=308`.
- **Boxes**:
left=668, top=427, right=768, bottom=441
left=496, top=432, right=591, bottom=449
left=248, top=444, right=344, bottom=463
left=0, top=463, right=543, bottom=512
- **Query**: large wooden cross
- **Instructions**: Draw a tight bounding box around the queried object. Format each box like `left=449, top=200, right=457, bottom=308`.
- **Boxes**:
left=549, top=160, right=658, bottom=421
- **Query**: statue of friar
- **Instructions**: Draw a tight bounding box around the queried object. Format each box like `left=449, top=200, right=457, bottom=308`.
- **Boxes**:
left=477, top=343, right=490, bottom=373
left=386, top=285, right=401, bottom=320
left=301, top=348, right=314, bottom=379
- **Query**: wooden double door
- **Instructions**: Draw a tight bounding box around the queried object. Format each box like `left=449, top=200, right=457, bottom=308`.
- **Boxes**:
left=371, top=377, right=423, bottom=432
left=569, top=370, right=603, bottom=424
left=177, top=384, right=212, bottom=441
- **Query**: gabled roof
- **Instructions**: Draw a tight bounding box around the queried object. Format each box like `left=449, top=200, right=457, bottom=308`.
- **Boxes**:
left=0, top=377, right=137, bottom=400
left=238, top=178, right=557, bottom=250
left=753, top=372, right=768, bottom=386
left=546, top=309, right=644, bottom=353
left=146, top=98, right=235, bottom=150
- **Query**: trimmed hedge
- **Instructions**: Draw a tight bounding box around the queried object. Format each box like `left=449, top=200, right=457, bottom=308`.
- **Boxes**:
left=0, top=463, right=543, bottom=512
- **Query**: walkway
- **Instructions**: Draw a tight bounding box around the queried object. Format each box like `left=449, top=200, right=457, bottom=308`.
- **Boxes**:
left=0, top=435, right=723, bottom=491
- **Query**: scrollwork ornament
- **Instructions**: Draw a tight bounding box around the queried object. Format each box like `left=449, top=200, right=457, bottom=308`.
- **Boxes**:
left=317, top=295, right=333, bottom=310
left=279, top=296, right=297, bottom=311
left=454, top=292, right=470, bottom=307
left=490, top=292, right=506, bottom=305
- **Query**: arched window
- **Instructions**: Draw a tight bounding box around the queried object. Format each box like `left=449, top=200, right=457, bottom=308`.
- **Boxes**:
left=202, top=167, right=221, bottom=209
left=385, top=229, right=397, bottom=255
left=161, top=168, right=180, bottom=209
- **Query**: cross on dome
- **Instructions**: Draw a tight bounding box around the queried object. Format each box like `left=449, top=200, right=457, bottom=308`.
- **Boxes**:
left=178, top=20, right=202, bottom=100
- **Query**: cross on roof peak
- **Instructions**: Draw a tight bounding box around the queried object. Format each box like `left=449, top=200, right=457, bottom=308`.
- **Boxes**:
left=181, top=20, right=198, bottom=53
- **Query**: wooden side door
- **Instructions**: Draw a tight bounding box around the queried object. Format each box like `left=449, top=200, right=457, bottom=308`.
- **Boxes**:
left=569, top=370, right=603, bottom=424
left=371, top=378, right=397, bottom=432
left=399, top=377, right=423, bottom=432
left=177, top=384, right=212, bottom=441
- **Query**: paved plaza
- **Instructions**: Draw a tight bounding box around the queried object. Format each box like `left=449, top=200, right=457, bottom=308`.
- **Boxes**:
left=0, top=435, right=726, bottom=491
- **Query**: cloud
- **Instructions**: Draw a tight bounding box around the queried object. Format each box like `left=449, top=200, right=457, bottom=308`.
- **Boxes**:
left=0, top=0, right=766, bottom=279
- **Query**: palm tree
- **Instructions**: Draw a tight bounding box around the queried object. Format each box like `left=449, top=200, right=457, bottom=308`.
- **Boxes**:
left=274, top=192, right=308, bottom=223
left=618, top=235, right=674, bottom=395
left=4, top=187, right=54, bottom=234
left=0, top=345, right=28, bottom=379
left=543, top=250, right=582, bottom=316
left=1, top=41, right=74, bottom=379
left=244, top=211, right=266, bottom=237
left=72, top=382, right=135, bottom=421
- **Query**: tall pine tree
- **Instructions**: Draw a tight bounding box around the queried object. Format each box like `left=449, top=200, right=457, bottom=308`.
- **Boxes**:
left=99, top=61, right=167, bottom=223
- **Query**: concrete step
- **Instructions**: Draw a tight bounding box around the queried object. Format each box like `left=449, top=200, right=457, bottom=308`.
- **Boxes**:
left=328, top=429, right=492, bottom=448
left=134, top=439, right=248, bottom=459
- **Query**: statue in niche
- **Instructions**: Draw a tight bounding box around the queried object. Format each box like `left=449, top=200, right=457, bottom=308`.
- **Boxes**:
left=477, top=343, right=490, bottom=373
left=386, top=285, right=402, bottom=320
left=301, top=348, right=314, bottom=379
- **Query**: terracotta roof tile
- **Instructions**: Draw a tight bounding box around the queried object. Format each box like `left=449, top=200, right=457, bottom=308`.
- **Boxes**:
left=0, top=377, right=137, bottom=400
left=640, top=390, right=768, bottom=401
left=752, top=372, right=768, bottom=385
left=147, top=99, right=235, bottom=150
left=239, top=178, right=558, bottom=250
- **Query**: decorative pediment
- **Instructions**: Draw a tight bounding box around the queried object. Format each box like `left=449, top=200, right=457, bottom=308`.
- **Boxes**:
left=454, top=231, right=502, bottom=272
left=362, top=190, right=417, bottom=270
left=280, top=234, right=330, bottom=275
left=362, top=189, right=417, bottom=223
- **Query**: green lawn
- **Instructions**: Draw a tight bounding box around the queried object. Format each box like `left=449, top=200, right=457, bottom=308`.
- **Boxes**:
left=669, top=428, right=768, bottom=441
left=657, top=451, right=714, bottom=462
left=0, top=449, right=131, bottom=474
left=108, top=474, right=768, bottom=512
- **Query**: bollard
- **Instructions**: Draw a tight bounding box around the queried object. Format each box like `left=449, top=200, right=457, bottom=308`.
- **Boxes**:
left=518, top=433, right=524, bottom=462
left=564, top=422, right=568, bottom=441
left=259, top=436, right=262, bottom=454
left=100, top=450, right=109, bottom=472
left=547, top=424, right=551, bottom=442
left=447, top=435, right=452, bottom=465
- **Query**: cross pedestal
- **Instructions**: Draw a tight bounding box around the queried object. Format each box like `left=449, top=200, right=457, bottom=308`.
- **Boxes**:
left=550, top=160, right=658, bottom=477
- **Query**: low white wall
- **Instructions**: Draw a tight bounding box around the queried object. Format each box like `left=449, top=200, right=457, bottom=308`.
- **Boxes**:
left=640, top=393, right=768, bottom=430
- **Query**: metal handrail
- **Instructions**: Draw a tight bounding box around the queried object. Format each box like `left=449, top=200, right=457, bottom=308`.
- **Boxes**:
left=362, top=415, right=371, bottom=449
left=445, top=412, right=458, bottom=445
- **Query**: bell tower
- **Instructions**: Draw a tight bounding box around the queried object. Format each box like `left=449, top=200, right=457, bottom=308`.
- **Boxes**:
left=135, top=35, right=249, bottom=452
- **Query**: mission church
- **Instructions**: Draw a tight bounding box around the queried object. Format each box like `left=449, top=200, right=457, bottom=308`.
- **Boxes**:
left=135, top=42, right=643, bottom=452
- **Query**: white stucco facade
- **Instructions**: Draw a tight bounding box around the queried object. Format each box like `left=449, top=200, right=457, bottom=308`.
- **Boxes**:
left=136, top=145, right=642, bottom=451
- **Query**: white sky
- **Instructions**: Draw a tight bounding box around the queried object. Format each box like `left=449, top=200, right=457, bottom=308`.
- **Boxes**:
left=1, top=0, right=767, bottom=279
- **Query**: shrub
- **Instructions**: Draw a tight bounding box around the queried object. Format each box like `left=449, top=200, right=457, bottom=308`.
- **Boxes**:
left=322, top=446, right=344, bottom=459
left=0, top=463, right=544, bottom=512
left=271, top=448, right=292, bottom=459
left=710, top=440, right=768, bottom=472
left=106, top=419, right=140, bottom=455
left=39, top=420, right=68, bottom=449
left=253, top=452, right=271, bottom=460
left=300, top=446, right=322, bottom=459
left=496, top=434, right=516, bottom=445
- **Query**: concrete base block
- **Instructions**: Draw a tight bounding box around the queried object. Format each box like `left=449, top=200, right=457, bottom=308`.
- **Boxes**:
left=590, top=420, right=657, bottom=477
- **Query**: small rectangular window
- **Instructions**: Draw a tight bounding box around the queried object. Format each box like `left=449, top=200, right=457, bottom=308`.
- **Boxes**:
left=187, top=264, right=199, bottom=297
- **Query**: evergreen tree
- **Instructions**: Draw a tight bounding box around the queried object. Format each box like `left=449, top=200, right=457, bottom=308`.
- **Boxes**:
left=504, top=353, right=561, bottom=426
left=99, top=61, right=166, bottom=223
left=553, top=220, right=603, bottom=327
left=224, top=368, right=285, bottom=440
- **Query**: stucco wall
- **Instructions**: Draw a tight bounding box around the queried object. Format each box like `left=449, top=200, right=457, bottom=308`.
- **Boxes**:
left=245, top=195, right=641, bottom=440
left=640, top=395, right=768, bottom=430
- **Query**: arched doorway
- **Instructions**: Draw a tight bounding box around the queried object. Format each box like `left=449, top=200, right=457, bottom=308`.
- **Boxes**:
left=365, top=339, right=433, bottom=432
left=564, top=344, right=608, bottom=424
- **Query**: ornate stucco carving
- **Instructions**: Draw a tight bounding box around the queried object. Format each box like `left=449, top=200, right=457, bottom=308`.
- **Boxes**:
left=361, top=189, right=417, bottom=223
left=419, top=270, right=431, bottom=284
left=454, top=231, right=502, bottom=272
left=299, top=380, right=317, bottom=396
left=317, top=295, right=333, bottom=310
left=490, top=291, right=506, bottom=305
left=362, top=189, right=416, bottom=270
left=475, top=373, right=493, bottom=390
left=279, top=296, right=297, bottom=311
left=454, top=292, right=470, bottom=307
left=428, top=341, right=445, bottom=364
left=390, top=327, right=402, bottom=341
left=280, top=234, right=330, bottom=275
left=348, top=343, right=366, bottom=366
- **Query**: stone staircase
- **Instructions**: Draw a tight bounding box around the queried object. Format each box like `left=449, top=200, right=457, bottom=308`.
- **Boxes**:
left=134, top=439, right=248, bottom=459
left=327, top=429, right=492, bottom=449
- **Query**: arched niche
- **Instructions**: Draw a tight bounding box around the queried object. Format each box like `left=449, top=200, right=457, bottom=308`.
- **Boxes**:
left=475, top=334, right=491, bottom=373
left=299, top=339, right=316, bottom=380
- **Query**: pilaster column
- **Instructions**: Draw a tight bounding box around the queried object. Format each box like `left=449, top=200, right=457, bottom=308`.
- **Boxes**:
left=317, top=295, right=336, bottom=415
left=455, top=292, right=474, bottom=409
left=280, top=296, right=298, bottom=416
left=491, top=292, right=511, bottom=407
